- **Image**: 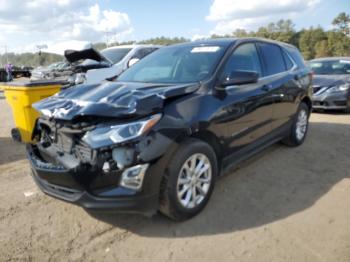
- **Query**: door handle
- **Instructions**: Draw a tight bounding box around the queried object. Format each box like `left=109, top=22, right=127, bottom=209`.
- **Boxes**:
left=261, top=84, right=272, bottom=92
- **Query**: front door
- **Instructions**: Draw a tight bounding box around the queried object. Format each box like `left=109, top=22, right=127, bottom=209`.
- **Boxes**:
left=216, top=43, right=274, bottom=155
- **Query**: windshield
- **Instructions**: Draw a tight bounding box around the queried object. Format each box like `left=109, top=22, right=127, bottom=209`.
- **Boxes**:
left=118, top=45, right=226, bottom=83
left=309, top=60, right=350, bottom=75
left=48, top=63, right=60, bottom=69
left=101, top=48, right=132, bottom=64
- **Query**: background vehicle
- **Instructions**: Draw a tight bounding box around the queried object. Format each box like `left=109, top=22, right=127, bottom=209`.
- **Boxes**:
left=29, top=45, right=161, bottom=86
left=84, top=45, right=161, bottom=84
left=28, top=38, right=312, bottom=220
left=308, top=57, right=350, bottom=111
left=0, top=66, right=32, bottom=81
left=30, top=62, right=71, bottom=81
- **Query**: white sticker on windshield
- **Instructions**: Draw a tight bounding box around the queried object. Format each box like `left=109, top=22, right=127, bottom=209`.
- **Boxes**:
left=310, top=62, right=322, bottom=68
left=191, top=46, right=220, bottom=53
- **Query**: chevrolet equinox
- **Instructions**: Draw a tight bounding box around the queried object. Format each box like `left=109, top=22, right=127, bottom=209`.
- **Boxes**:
left=28, top=38, right=313, bottom=220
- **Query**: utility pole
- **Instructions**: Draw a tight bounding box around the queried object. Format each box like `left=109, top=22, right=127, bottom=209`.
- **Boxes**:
left=105, top=31, right=117, bottom=47
left=105, top=31, right=111, bottom=47
left=36, top=45, right=47, bottom=66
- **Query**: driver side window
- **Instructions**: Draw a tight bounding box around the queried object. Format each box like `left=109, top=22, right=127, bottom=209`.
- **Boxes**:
left=222, top=43, right=262, bottom=79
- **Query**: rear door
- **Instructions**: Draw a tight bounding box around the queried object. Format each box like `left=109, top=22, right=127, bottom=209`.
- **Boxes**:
left=257, top=43, right=301, bottom=129
left=218, top=42, right=274, bottom=155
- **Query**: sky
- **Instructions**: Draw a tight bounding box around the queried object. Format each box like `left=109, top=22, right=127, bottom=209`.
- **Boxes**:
left=0, top=0, right=348, bottom=54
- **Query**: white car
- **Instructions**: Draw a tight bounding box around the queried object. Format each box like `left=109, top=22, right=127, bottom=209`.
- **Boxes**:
left=84, top=45, right=161, bottom=84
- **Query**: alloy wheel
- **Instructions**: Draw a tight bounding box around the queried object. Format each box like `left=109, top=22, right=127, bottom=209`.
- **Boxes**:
left=296, top=109, right=308, bottom=141
left=176, top=153, right=212, bottom=209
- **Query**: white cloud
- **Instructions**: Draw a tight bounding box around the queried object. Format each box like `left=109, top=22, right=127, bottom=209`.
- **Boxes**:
left=207, top=0, right=320, bottom=35
left=0, top=0, right=133, bottom=53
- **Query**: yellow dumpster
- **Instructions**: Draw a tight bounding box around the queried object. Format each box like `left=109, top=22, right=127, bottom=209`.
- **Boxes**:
left=3, top=80, right=62, bottom=143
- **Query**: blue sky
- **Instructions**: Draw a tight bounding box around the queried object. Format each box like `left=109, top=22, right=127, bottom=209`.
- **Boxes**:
left=103, top=0, right=213, bottom=40
left=0, top=0, right=348, bottom=53
left=104, top=0, right=349, bottom=39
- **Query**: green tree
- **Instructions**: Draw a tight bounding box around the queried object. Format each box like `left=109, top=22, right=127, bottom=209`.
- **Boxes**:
left=299, top=27, right=327, bottom=59
left=327, top=31, right=350, bottom=56
left=138, top=36, right=189, bottom=45
left=332, top=12, right=350, bottom=35
left=315, top=40, right=331, bottom=57
left=231, top=29, right=249, bottom=37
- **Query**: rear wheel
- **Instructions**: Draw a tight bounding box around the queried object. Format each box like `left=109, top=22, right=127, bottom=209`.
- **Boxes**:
left=159, top=138, right=218, bottom=220
left=282, top=102, right=310, bottom=147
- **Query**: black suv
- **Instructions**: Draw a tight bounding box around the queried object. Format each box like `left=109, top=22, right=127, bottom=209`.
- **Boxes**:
left=28, top=38, right=312, bottom=220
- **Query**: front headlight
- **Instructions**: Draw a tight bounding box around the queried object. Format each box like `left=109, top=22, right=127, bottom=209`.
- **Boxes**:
left=82, top=114, right=162, bottom=148
left=327, top=84, right=350, bottom=93
left=67, top=73, right=86, bottom=85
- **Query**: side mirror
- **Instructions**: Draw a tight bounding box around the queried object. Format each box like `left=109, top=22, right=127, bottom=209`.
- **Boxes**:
left=127, top=58, right=140, bottom=68
left=221, top=70, right=259, bottom=86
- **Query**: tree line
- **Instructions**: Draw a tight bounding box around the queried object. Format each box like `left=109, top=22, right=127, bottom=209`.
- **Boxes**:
left=1, top=12, right=349, bottom=67
left=218, top=12, right=350, bottom=60
left=0, top=52, right=63, bottom=68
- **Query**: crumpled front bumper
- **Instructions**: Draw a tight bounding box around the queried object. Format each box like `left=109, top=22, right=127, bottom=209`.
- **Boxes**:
left=26, top=144, right=160, bottom=215
left=312, top=91, right=350, bottom=110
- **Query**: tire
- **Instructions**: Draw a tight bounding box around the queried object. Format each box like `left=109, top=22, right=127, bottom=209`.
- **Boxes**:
left=159, top=138, right=218, bottom=221
left=282, top=102, right=310, bottom=147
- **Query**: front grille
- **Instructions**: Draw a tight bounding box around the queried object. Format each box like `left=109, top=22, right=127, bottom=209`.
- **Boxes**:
left=56, top=133, right=74, bottom=153
left=334, top=101, right=347, bottom=106
left=38, top=119, right=96, bottom=163
left=313, top=101, right=328, bottom=106
left=74, top=142, right=93, bottom=162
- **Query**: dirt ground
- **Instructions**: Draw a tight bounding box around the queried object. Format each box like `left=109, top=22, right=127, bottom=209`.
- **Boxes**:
left=0, top=96, right=349, bottom=262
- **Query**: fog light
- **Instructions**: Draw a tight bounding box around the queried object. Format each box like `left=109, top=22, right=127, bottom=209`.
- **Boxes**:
left=120, top=164, right=149, bottom=191
left=102, top=162, right=110, bottom=172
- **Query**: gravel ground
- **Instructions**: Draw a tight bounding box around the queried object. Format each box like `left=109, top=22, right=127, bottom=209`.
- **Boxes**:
left=0, top=97, right=349, bottom=262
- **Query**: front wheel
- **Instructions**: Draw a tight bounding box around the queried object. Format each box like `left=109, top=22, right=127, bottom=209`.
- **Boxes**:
left=159, top=138, right=218, bottom=221
left=282, top=102, right=310, bottom=147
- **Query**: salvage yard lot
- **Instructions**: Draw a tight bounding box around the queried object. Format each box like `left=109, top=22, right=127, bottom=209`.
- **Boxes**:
left=0, top=98, right=349, bottom=262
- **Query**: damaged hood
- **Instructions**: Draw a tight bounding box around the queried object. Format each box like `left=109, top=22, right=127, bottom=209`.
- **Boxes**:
left=64, top=48, right=111, bottom=64
left=33, top=81, right=200, bottom=120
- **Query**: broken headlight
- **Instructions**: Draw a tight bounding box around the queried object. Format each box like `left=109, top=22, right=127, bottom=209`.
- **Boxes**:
left=82, top=114, right=161, bottom=149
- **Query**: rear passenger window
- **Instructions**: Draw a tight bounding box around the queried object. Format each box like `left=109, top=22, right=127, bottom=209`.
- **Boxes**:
left=222, top=43, right=262, bottom=78
left=285, top=46, right=306, bottom=68
left=282, top=51, right=294, bottom=70
left=259, top=43, right=286, bottom=76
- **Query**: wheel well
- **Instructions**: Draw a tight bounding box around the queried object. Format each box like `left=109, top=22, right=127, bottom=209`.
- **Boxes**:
left=190, top=130, right=223, bottom=169
left=301, top=96, right=312, bottom=113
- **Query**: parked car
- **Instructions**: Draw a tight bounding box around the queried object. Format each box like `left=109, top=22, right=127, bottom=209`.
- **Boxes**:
left=0, top=65, right=32, bottom=81
left=84, top=44, right=161, bottom=84
left=28, top=38, right=312, bottom=220
left=308, top=57, right=350, bottom=111
left=30, top=45, right=160, bottom=86
left=30, top=62, right=72, bottom=81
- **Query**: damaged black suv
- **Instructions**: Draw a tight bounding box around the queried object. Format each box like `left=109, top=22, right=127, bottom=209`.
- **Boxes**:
left=28, top=38, right=312, bottom=220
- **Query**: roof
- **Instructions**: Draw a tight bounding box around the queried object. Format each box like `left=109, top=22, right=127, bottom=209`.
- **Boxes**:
left=310, top=57, right=350, bottom=62
left=172, top=37, right=297, bottom=49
